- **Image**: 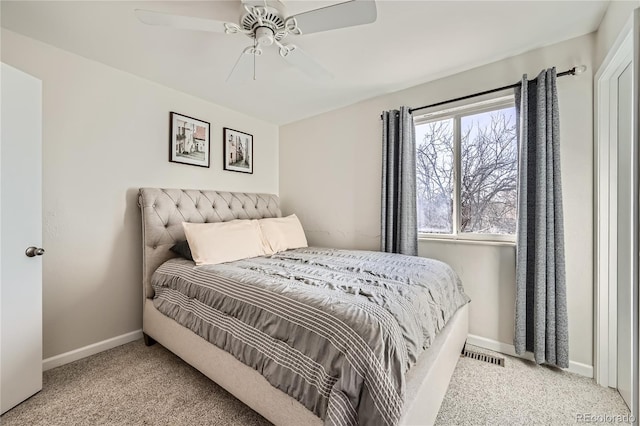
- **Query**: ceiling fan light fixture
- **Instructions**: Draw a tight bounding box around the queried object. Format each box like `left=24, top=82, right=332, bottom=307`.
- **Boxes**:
left=255, top=26, right=275, bottom=46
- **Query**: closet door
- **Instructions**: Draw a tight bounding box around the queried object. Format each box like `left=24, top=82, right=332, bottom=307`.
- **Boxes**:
left=617, top=58, right=633, bottom=413
left=1, top=63, right=43, bottom=414
left=633, top=9, right=639, bottom=420
left=613, top=11, right=638, bottom=417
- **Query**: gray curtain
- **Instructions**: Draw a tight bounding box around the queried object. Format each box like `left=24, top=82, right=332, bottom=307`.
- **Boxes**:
left=514, top=68, right=569, bottom=368
left=381, top=107, right=418, bottom=256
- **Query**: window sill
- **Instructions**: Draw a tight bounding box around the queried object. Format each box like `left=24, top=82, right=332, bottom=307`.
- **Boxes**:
left=418, top=236, right=516, bottom=247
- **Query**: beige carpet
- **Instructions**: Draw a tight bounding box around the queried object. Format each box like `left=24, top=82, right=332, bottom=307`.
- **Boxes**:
left=1, top=341, right=630, bottom=426
left=435, top=345, right=630, bottom=425
left=2, top=340, right=270, bottom=426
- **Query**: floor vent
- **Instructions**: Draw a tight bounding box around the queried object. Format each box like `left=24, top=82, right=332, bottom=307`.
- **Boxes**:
left=461, top=347, right=505, bottom=367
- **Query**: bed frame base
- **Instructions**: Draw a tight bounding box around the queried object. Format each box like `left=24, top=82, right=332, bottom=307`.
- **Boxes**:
left=142, top=333, right=156, bottom=347
left=143, top=299, right=468, bottom=426
left=138, top=188, right=468, bottom=425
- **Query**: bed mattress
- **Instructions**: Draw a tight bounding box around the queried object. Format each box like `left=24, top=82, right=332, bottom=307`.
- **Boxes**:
left=151, top=247, right=470, bottom=426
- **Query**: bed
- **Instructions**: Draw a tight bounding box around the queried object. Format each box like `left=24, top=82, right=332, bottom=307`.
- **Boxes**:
left=138, top=188, right=470, bottom=426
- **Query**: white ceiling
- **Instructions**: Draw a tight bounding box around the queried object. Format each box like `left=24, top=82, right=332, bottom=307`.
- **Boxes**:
left=1, top=1, right=609, bottom=125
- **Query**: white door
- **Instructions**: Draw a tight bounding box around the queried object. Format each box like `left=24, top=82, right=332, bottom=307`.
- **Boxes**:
left=616, top=61, right=633, bottom=411
left=634, top=10, right=639, bottom=419
left=0, top=63, right=43, bottom=414
left=596, top=9, right=640, bottom=421
left=617, top=9, right=640, bottom=418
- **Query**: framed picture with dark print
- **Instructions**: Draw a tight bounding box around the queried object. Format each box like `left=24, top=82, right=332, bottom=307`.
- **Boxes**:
left=223, top=127, right=253, bottom=174
left=169, top=112, right=210, bottom=168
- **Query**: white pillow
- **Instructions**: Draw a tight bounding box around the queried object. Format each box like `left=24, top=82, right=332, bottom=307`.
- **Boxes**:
left=259, top=214, right=308, bottom=255
left=182, top=220, right=266, bottom=266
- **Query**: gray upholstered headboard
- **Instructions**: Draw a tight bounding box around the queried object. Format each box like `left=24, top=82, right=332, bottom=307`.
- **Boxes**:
left=138, top=188, right=281, bottom=299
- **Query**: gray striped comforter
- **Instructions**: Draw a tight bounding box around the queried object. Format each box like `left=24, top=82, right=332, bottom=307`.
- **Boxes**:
left=152, top=247, right=469, bottom=426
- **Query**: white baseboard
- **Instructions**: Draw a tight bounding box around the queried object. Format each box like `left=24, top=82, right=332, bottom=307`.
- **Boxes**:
left=43, top=329, right=143, bottom=371
left=566, top=360, right=595, bottom=378
left=467, top=334, right=593, bottom=378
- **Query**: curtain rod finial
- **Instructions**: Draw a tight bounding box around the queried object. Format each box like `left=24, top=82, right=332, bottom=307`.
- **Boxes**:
left=573, top=65, right=587, bottom=75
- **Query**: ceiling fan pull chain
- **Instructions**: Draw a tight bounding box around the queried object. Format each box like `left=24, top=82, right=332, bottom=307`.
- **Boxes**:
left=253, top=39, right=257, bottom=81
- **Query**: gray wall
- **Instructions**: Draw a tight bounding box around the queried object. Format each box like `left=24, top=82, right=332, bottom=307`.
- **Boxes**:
left=1, top=29, right=280, bottom=359
left=280, top=34, right=595, bottom=369
left=594, top=1, right=639, bottom=69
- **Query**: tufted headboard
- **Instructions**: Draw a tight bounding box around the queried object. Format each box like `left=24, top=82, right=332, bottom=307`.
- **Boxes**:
left=138, top=188, right=281, bottom=299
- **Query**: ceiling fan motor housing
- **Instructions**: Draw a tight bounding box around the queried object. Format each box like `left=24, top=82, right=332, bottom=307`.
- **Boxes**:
left=241, top=6, right=287, bottom=42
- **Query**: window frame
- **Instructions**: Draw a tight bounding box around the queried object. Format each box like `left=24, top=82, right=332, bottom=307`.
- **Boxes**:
left=413, top=94, right=517, bottom=243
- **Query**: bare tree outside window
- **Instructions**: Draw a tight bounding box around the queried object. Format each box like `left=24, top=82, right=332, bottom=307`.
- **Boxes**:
left=415, top=105, right=518, bottom=237
left=416, top=119, right=454, bottom=233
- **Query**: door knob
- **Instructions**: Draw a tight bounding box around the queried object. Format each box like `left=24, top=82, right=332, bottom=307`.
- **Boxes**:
left=25, top=246, right=45, bottom=257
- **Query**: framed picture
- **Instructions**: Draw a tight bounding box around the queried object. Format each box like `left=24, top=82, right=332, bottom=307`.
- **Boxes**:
left=169, top=112, right=210, bottom=168
left=223, top=127, right=253, bottom=174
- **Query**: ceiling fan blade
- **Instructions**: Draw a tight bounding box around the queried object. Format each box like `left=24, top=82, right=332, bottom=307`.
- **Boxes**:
left=227, top=47, right=259, bottom=83
left=290, top=0, right=376, bottom=35
left=241, top=0, right=286, bottom=9
left=135, top=9, right=228, bottom=33
left=281, top=45, right=332, bottom=80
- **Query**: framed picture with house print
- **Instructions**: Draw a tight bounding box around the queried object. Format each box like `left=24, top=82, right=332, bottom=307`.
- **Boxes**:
left=223, top=127, right=253, bottom=174
left=169, top=112, right=210, bottom=168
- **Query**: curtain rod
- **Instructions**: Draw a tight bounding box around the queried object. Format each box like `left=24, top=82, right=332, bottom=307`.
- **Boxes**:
left=381, top=66, right=586, bottom=119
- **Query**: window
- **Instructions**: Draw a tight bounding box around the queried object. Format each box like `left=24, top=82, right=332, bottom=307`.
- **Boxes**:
left=414, top=96, right=518, bottom=241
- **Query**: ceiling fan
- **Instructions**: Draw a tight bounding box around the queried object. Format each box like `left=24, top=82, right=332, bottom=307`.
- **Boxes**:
left=135, top=0, right=377, bottom=82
